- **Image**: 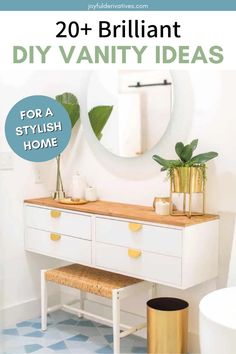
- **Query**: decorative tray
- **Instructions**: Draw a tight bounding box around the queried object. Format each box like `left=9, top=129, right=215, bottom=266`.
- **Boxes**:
left=59, top=198, right=88, bottom=205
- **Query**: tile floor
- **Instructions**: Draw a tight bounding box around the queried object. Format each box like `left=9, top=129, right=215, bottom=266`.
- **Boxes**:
left=1, top=310, right=147, bottom=354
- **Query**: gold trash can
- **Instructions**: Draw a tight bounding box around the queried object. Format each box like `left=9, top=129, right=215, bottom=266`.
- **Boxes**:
left=147, top=297, right=189, bottom=354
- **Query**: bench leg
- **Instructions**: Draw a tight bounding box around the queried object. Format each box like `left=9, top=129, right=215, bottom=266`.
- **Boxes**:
left=112, top=290, right=120, bottom=354
left=41, top=270, right=48, bottom=331
left=78, top=290, right=85, bottom=318
left=150, top=283, right=157, bottom=299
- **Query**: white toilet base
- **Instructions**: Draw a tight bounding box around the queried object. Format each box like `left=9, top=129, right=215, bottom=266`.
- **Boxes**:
left=200, top=312, right=236, bottom=354
left=199, top=287, right=236, bottom=354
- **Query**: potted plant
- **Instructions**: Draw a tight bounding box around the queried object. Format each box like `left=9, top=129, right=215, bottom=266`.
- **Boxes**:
left=153, top=139, right=218, bottom=192
left=152, top=139, right=218, bottom=216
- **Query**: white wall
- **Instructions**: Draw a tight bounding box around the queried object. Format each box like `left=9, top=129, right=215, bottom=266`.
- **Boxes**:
left=0, top=70, right=236, bottom=352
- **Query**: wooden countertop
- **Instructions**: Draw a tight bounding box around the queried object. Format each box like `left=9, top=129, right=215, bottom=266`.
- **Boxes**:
left=24, top=197, right=219, bottom=227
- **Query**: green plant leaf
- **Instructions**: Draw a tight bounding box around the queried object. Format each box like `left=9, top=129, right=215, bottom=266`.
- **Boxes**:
left=152, top=155, right=182, bottom=169
left=89, top=106, right=113, bottom=141
left=152, top=155, right=171, bottom=167
left=180, top=144, right=193, bottom=162
left=189, top=152, right=218, bottom=165
left=175, top=142, right=184, bottom=158
left=190, top=139, right=198, bottom=152
left=55, top=92, right=80, bottom=128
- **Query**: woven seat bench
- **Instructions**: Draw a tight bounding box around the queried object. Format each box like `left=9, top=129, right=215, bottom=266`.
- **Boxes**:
left=41, top=264, right=154, bottom=354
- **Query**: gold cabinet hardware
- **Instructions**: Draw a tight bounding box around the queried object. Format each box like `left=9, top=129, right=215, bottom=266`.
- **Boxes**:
left=128, top=249, right=142, bottom=259
left=50, top=210, right=61, bottom=218
left=128, top=223, right=143, bottom=232
left=50, top=233, right=61, bottom=241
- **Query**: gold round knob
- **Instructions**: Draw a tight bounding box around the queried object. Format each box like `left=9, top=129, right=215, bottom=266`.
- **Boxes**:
left=50, top=233, right=61, bottom=241
left=50, top=210, right=61, bottom=218
left=128, top=223, right=142, bottom=232
left=128, top=249, right=142, bottom=258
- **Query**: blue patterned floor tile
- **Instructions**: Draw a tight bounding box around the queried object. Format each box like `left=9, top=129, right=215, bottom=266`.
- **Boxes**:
left=120, top=344, right=133, bottom=353
left=32, top=314, right=51, bottom=323
left=56, top=324, right=81, bottom=339
left=95, top=345, right=113, bottom=353
left=29, top=349, right=54, bottom=354
left=67, top=335, right=105, bottom=351
left=87, top=335, right=108, bottom=347
left=65, top=340, right=91, bottom=351
left=42, top=326, right=61, bottom=336
left=67, top=334, right=88, bottom=342
left=77, top=320, right=95, bottom=327
left=36, top=321, right=53, bottom=328
left=17, top=327, right=38, bottom=336
left=16, top=336, right=46, bottom=347
left=133, top=336, right=146, bottom=345
left=58, top=319, right=78, bottom=326
left=24, top=331, right=45, bottom=338
left=27, top=338, right=63, bottom=349
left=73, top=341, right=107, bottom=353
left=47, top=340, right=67, bottom=351
left=2, top=310, right=147, bottom=354
left=122, top=335, right=141, bottom=347
left=30, top=320, right=52, bottom=328
left=31, top=323, right=42, bottom=330
left=95, top=323, right=111, bottom=329
left=69, top=349, right=91, bottom=354
left=16, top=322, right=32, bottom=328
left=0, top=345, right=27, bottom=354
left=131, top=346, right=147, bottom=353
left=49, top=351, right=71, bottom=354
left=39, top=328, right=63, bottom=344
left=28, top=332, right=63, bottom=348
left=49, top=311, right=76, bottom=324
left=52, top=351, right=71, bottom=354
left=104, top=334, right=113, bottom=344
left=96, top=325, right=113, bottom=336
left=76, top=326, right=101, bottom=338
left=24, top=344, right=43, bottom=353
left=121, top=337, right=146, bottom=353
left=1, top=334, right=23, bottom=348
left=2, top=328, right=19, bottom=336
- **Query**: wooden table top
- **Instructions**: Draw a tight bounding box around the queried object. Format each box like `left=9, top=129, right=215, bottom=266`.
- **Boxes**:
left=24, top=197, right=219, bottom=228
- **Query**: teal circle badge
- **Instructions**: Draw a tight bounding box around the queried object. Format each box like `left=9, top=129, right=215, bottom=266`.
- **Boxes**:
left=5, top=95, right=72, bottom=162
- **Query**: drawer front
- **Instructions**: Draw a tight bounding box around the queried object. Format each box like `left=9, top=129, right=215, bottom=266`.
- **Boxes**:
left=25, top=228, right=91, bottom=264
left=96, top=218, right=182, bottom=257
left=25, top=206, right=91, bottom=240
left=95, top=243, right=182, bottom=286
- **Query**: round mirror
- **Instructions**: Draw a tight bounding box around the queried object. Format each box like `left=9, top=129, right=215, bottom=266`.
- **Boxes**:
left=87, top=70, right=173, bottom=158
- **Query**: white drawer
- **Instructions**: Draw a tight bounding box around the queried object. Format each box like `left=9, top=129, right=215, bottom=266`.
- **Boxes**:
left=96, top=218, right=182, bottom=257
left=25, top=228, right=91, bottom=265
left=25, top=206, right=91, bottom=240
left=95, top=243, right=182, bottom=286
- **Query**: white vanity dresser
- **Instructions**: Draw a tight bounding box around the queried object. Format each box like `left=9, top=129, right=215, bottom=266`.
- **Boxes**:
left=24, top=198, right=219, bottom=290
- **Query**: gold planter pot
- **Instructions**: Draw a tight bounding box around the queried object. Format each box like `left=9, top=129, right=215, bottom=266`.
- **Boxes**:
left=172, top=166, right=204, bottom=193
left=170, top=166, right=205, bottom=218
